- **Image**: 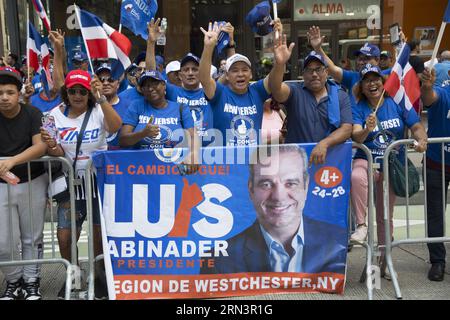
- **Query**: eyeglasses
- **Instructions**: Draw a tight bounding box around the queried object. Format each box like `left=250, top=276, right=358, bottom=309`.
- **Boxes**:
left=67, top=88, right=89, bottom=96
left=99, top=77, right=115, bottom=83
left=362, top=78, right=382, bottom=85
left=141, top=81, right=163, bottom=90
left=304, top=66, right=327, bottom=75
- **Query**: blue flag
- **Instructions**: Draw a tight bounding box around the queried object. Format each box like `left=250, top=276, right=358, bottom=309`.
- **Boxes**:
left=120, top=0, right=158, bottom=40
left=216, top=21, right=230, bottom=55
left=272, top=0, right=282, bottom=3
left=444, top=1, right=450, bottom=23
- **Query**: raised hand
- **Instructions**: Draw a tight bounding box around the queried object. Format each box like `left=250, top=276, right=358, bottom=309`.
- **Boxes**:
left=147, top=17, right=161, bottom=43
left=200, top=22, right=220, bottom=49
left=307, top=26, right=325, bottom=51
left=274, top=33, right=295, bottom=66
left=90, top=76, right=103, bottom=98
left=48, top=29, right=65, bottom=50
left=420, top=68, right=436, bottom=89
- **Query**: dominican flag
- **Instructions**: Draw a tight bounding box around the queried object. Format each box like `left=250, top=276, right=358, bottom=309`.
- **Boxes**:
left=75, top=7, right=131, bottom=79
left=384, top=43, right=420, bottom=111
left=120, top=0, right=158, bottom=40
left=27, top=22, right=53, bottom=95
left=31, top=0, right=51, bottom=32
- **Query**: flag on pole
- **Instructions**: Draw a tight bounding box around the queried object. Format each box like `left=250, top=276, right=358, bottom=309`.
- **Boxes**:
left=27, top=22, right=53, bottom=96
left=76, top=8, right=132, bottom=79
left=444, top=1, right=450, bottom=22
left=31, top=0, right=51, bottom=32
left=384, top=43, right=420, bottom=111
left=120, top=0, right=158, bottom=40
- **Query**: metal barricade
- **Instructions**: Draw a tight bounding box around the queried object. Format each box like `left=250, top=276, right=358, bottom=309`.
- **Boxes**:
left=0, top=156, right=79, bottom=300
left=350, top=143, right=377, bottom=300
left=383, top=137, right=450, bottom=299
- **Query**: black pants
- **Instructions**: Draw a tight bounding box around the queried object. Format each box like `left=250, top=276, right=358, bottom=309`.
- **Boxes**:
left=425, top=168, right=450, bottom=265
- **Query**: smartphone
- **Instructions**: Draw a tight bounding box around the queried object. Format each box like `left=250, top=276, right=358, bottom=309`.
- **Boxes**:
left=389, top=23, right=401, bottom=46
left=42, top=115, right=58, bottom=140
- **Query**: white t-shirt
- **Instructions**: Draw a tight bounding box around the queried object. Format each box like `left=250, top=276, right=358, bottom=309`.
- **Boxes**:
left=51, top=104, right=107, bottom=199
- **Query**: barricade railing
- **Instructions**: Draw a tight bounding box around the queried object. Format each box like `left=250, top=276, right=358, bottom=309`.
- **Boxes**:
left=383, top=137, right=450, bottom=299
left=351, top=143, right=377, bottom=300
left=0, top=156, right=79, bottom=300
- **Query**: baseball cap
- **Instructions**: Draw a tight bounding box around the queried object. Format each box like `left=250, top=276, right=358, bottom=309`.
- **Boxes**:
left=225, top=54, right=252, bottom=72
left=380, top=50, right=392, bottom=58
left=72, top=51, right=88, bottom=62
left=180, top=53, right=200, bottom=67
left=0, top=66, right=22, bottom=82
left=245, top=0, right=273, bottom=36
left=360, top=64, right=382, bottom=79
left=139, top=70, right=165, bottom=86
left=354, top=43, right=381, bottom=58
left=165, top=61, right=181, bottom=74
left=304, top=51, right=327, bottom=68
left=65, top=70, right=92, bottom=90
left=95, top=62, right=112, bottom=75
left=156, top=55, right=165, bottom=67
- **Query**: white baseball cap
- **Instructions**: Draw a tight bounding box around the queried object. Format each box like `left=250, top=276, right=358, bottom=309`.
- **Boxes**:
left=225, top=54, right=252, bottom=72
left=165, top=60, right=181, bottom=74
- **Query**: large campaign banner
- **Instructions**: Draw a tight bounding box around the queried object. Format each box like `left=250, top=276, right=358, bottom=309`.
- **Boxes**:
left=93, top=142, right=352, bottom=299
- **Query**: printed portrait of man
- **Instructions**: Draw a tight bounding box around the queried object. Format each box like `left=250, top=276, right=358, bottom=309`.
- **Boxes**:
left=201, top=145, right=347, bottom=274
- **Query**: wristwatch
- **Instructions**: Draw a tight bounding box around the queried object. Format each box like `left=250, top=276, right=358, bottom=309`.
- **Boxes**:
left=97, top=95, right=108, bottom=104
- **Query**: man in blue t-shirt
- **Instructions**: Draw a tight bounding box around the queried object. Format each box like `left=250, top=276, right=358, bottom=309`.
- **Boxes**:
left=421, top=68, right=450, bottom=282
left=270, top=31, right=352, bottom=166
left=308, top=26, right=390, bottom=108
left=199, top=23, right=274, bottom=147
left=95, top=63, right=129, bottom=150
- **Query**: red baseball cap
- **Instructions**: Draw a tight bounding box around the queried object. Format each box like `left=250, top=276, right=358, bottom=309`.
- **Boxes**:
left=65, top=70, right=91, bottom=90
left=0, top=66, right=22, bottom=82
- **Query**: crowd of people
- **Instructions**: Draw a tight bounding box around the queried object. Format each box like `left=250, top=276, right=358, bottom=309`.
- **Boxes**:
left=0, top=16, right=449, bottom=300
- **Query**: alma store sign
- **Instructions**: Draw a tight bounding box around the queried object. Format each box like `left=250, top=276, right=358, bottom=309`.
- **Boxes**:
left=294, top=0, right=380, bottom=21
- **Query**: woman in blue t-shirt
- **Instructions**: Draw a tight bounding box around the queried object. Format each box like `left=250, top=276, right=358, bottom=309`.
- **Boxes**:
left=119, top=70, right=199, bottom=172
left=350, top=64, right=427, bottom=276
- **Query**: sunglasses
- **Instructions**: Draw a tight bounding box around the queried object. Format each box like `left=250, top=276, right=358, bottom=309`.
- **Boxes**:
left=99, top=77, right=116, bottom=83
left=67, top=88, right=89, bottom=96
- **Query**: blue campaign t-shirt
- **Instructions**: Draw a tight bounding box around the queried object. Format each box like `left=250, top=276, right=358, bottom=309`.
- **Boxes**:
left=208, top=80, right=270, bottom=146
left=285, top=82, right=353, bottom=143
left=123, top=99, right=194, bottom=150
left=166, top=83, right=214, bottom=145
left=30, top=92, right=62, bottom=115
left=107, top=97, right=129, bottom=150
left=118, top=87, right=144, bottom=105
left=426, top=85, right=450, bottom=166
left=342, top=69, right=391, bottom=108
left=353, top=96, right=420, bottom=164
left=32, top=74, right=42, bottom=94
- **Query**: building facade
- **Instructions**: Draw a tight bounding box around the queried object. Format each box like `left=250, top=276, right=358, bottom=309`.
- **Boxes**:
left=1, top=0, right=449, bottom=79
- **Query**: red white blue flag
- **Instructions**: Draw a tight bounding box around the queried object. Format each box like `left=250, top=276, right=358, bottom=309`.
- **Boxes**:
left=384, top=43, right=420, bottom=111
left=27, top=22, right=53, bottom=95
left=31, top=0, right=51, bottom=32
left=75, top=7, right=132, bottom=79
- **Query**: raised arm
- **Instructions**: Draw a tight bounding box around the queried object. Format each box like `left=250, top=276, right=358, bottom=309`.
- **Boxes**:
left=48, top=29, right=66, bottom=93
left=145, top=18, right=161, bottom=71
left=269, top=19, right=295, bottom=103
left=199, top=22, right=220, bottom=100
left=308, top=26, right=343, bottom=83
left=420, top=68, right=439, bottom=106
left=91, top=77, right=122, bottom=133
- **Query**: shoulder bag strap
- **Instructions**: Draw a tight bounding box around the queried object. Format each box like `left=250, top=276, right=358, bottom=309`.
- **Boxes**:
left=72, top=107, right=93, bottom=171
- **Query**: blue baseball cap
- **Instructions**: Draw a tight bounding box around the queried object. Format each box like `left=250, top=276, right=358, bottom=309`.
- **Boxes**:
left=72, top=51, right=88, bottom=62
left=245, top=0, right=273, bottom=36
left=156, top=55, right=165, bottom=67
left=180, top=53, right=200, bottom=67
left=139, top=70, right=165, bottom=86
left=304, top=51, right=327, bottom=68
left=95, top=63, right=112, bottom=75
left=354, top=43, right=381, bottom=58
left=360, top=64, right=382, bottom=79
